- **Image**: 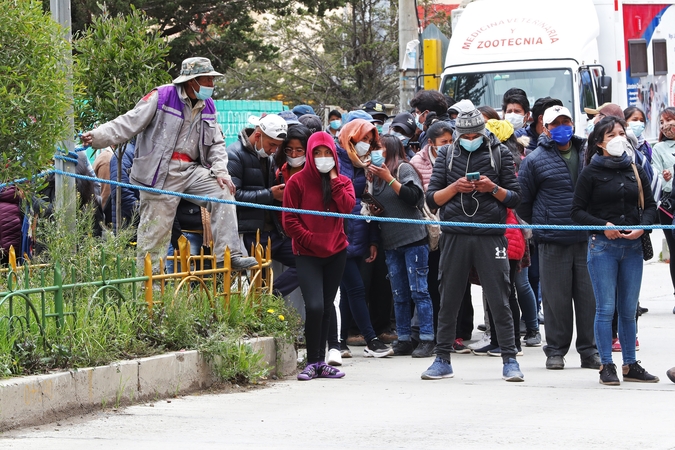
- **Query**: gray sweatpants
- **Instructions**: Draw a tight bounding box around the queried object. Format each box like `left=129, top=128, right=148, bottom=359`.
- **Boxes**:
left=539, top=241, right=598, bottom=359
left=436, top=233, right=516, bottom=362
left=136, top=159, right=242, bottom=273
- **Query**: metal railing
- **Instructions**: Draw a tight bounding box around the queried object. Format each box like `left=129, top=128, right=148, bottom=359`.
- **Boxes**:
left=0, top=233, right=274, bottom=348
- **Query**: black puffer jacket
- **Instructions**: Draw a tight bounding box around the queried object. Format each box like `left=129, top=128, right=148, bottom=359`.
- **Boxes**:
left=517, top=134, right=588, bottom=245
left=226, top=128, right=277, bottom=234
left=426, top=132, right=521, bottom=235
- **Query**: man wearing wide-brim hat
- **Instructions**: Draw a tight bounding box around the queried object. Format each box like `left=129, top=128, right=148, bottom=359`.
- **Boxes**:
left=82, top=57, right=257, bottom=272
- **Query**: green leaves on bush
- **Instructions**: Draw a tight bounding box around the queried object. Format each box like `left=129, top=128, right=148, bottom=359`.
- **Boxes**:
left=73, top=4, right=172, bottom=131
left=0, top=0, right=71, bottom=187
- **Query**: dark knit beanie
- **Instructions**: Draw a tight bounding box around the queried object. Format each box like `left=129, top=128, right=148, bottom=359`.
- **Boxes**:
left=455, top=109, right=485, bottom=135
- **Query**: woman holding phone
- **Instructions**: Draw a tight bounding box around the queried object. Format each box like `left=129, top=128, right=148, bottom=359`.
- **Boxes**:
left=571, top=116, right=658, bottom=385
left=368, top=135, right=435, bottom=357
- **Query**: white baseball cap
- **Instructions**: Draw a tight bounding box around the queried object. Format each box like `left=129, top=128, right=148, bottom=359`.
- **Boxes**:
left=543, top=105, right=572, bottom=126
left=258, top=114, right=288, bottom=140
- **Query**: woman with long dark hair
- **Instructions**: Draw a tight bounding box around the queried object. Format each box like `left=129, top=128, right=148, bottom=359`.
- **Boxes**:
left=571, top=116, right=658, bottom=385
left=651, top=107, right=675, bottom=313
left=368, top=134, right=435, bottom=358
left=283, top=132, right=355, bottom=380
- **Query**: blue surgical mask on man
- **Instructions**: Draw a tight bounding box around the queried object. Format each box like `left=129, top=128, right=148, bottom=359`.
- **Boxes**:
left=370, top=150, right=385, bottom=166
left=459, top=136, right=483, bottom=152
left=415, top=113, right=425, bottom=131
left=585, top=121, right=595, bottom=136
left=329, top=120, right=342, bottom=130
left=549, top=125, right=574, bottom=145
left=193, top=83, right=214, bottom=100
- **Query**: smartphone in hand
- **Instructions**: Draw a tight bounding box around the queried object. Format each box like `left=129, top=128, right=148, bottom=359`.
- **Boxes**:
left=466, top=172, right=480, bottom=181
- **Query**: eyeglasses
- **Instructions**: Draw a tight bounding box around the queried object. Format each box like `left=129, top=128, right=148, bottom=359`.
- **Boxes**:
left=284, top=147, right=306, bottom=156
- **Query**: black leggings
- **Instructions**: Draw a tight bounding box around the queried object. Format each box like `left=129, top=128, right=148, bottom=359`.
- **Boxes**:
left=296, top=250, right=347, bottom=364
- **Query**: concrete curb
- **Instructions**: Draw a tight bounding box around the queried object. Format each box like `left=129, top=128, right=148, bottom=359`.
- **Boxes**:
left=0, top=337, right=296, bottom=431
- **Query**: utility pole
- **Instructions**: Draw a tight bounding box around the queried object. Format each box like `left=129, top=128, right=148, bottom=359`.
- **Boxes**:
left=51, top=0, right=76, bottom=227
left=399, top=0, right=419, bottom=112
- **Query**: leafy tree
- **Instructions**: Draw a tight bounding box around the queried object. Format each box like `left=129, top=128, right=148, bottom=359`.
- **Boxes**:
left=62, top=0, right=347, bottom=76
left=0, top=0, right=71, bottom=188
left=217, top=0, right=399, bottom=111
left=73, top=4, right=173, bottom=130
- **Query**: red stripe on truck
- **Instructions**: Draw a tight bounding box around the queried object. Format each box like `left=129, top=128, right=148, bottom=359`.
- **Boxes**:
left=617, top=60, right=622, bottom=72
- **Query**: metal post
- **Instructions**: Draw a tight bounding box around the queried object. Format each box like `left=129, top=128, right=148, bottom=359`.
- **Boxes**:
left=54, top=262, right=64, bottom=330
left=51, top=0, right=76, bottom=227
left=399, top=0, right=420, bottom=111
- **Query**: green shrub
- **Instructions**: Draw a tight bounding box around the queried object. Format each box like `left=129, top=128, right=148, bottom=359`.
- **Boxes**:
left=0, top=0, right=71, bottom=187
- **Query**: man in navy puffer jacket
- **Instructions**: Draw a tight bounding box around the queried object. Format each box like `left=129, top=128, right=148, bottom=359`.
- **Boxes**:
left=110, top=141, right=139, bottom=233
left=517, top=105, right=600, bottom=371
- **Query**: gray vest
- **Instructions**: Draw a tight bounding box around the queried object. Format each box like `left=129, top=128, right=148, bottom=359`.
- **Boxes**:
left=373, top=162, right=427, bottom=250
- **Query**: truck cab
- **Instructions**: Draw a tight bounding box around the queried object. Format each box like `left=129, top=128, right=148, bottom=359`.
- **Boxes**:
left=440, top=0, right=609, bottom=136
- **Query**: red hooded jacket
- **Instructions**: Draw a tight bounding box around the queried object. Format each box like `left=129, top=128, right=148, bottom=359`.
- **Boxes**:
left=283, top=132, right=355, bottom=257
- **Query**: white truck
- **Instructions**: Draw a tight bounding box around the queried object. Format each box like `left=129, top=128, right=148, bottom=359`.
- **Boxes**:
left=440, top=0, right=675, bottom=140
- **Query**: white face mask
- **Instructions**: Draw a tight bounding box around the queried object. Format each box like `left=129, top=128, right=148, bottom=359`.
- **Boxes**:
left=354, top=141, right=371, bottom=156
left=604, top=135, right=630, bottom=157
left=504, top=113, right=525, bottom=129
left=254, top=135, right=269, bottom=158
left=315, top=156, right=335, bottom=173
left=287, top=155, right=305, bottom=168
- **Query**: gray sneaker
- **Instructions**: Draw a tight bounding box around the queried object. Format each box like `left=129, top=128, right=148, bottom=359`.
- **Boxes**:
left=230, top=255, right=258, bottom=270
left=524, top=329, right=542, bottom=347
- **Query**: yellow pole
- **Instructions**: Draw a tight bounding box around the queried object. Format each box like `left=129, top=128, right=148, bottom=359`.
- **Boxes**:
left=144, top=253, right=154, bottom=313
left=423, top=39, right=442, bottom=90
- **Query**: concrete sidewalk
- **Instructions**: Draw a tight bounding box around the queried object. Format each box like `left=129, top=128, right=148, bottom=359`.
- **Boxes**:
left=3, top=231, right=675, bottom=449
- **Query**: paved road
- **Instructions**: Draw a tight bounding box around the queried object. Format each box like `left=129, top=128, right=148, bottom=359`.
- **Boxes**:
left=3, top=231, right=675, bottom=449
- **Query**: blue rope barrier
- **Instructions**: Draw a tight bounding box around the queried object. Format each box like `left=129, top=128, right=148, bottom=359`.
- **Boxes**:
left=51, top=169, right=675, bottom=232
left=54, top=155, right=79, bottom=164
left=0, top=170, right=54, bottom=190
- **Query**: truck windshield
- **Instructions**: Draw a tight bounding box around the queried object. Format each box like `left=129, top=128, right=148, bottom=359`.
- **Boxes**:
left=440, top=68, right=574, bottom=113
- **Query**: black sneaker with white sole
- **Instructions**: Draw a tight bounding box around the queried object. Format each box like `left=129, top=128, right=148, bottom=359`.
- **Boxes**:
left=363, top=338, right=394, bottom=358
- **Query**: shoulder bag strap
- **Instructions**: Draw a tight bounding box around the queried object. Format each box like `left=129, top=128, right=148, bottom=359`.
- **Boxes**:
left=631, top=163, right=644, bottom=210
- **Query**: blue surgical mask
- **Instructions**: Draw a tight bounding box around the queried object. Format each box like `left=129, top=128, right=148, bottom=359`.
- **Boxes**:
left=549, top=125, right=574, bottom=145
left=459, top=136, right=483, bottom=152
left=330, top=119, right=342, bottom=130
left=585, top=121, right=595, bottom=135
left=193, top=84, right=214, bottom=101
left=415, top=114, right=424, bottom=130
left=370, top=150, right=385, bottom=166
left=628, top=121, right=645, bottom=137
left=376, top=125, right=383, bottom=134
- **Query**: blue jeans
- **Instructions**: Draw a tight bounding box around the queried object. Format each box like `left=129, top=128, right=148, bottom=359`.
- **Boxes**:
left=166, top=232, right=203, bottom=273
left=515, top=267, right=539, bottom=330
left=586, top=234, right=643, bottom=365
left=384, top=244, right=434, bottom=342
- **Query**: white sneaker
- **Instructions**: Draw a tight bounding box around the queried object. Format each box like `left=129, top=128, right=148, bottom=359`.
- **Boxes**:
left=468, top=332, right=491, bottom=351
left=326, top=348, right=342, bottom=366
